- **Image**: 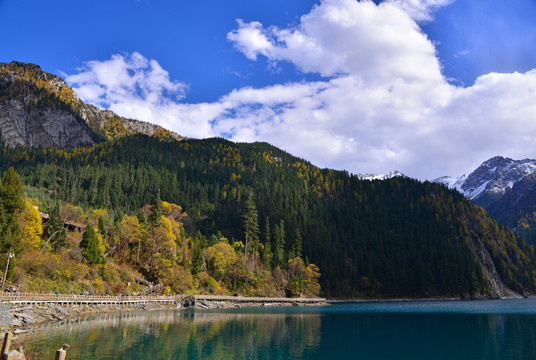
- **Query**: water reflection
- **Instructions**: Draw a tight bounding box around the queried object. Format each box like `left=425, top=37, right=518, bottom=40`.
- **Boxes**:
left=22, top=310, right=322, bottom=360
left=20, top=301, right=536, bottom=360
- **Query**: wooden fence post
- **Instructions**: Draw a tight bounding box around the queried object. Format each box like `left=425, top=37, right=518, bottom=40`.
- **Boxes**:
left=1, top=333, right=11, bottom=356
left=55, top=344, right=69, bottom=360
left=2, top=333, right=26, bottom=360
left=54, top=350, right=66, bottom=360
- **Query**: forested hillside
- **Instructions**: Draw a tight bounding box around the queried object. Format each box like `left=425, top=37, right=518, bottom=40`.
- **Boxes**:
left=0, top=166, right=320, bottom=297
left=1, top=61, right=535, bottom=299
left=1, top=135, right=535, bottom=298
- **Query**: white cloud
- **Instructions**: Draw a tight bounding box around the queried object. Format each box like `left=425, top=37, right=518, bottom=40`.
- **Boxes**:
left=66, top=0, right=536, bottom=180
left=228, top=0, right=444, bottom=84
left=66, top=52, right=187, bottom=110
left=384, top=0, right=454, bottom=22
left=227, top=20, right=274, bottom=61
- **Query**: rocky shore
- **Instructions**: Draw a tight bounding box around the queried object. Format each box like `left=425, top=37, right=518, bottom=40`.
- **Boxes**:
left=0, top=296, right=329, bottom=334
left=0, top=301, right=176, bottom=334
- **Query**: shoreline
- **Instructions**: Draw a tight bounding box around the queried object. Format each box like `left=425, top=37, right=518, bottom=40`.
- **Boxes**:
left=1, top=296, right=330, bottom=335
left=1, top=293, right=527, bottom=336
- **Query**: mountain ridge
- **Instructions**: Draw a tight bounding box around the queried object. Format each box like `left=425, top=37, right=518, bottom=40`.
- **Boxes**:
left=0, top=61, right=184, bottom=148
left=434, top=156, right=536, bottom=243
left=436, top=156, right=536, bottom=204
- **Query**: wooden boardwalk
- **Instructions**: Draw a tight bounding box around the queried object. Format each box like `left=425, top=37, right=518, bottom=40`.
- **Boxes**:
left=0, top=293, right=326, bottom=307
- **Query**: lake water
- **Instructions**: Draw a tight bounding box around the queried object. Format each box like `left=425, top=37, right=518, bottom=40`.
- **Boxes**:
left=21, top=299, right=536, bottom=359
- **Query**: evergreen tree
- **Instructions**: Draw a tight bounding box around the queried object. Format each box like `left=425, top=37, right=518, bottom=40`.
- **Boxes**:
left=191, top=241, right=203, bottom=276
left=193, top=230, right=208, bottom=248
left=290, top=228, right=303, bottom=259
left=148, top=190, right=163, bottom=227
left=0, top=167, right=24, bottom=214
left=98, top=216, right=107, bottom=238
left=242, top=191, right=260, bottom=267
left=0, top=167, right=25, bottom=254
left=80, top=224, right=104, bottom=265
left=261, top=217, right=273, bottom=269
left=264, top=217, right=271, bottom=246
left=273, top=220, right=286, bottom=268
left=137, top=208, right=148, bottom=228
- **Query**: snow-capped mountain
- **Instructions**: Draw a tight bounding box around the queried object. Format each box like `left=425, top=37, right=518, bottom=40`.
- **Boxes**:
left=356, top=170, right=405, bottom=181
left=435, top=156, right=536, bottom=244
left=436, top=156, right=536, bottom=207
left=434, top=175, right=467, bottom=193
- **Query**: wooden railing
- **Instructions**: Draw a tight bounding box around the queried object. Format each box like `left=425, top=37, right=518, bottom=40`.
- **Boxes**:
left=0, top=292, right=326, bottom=305
left=0, top=292, right=180, bottom=304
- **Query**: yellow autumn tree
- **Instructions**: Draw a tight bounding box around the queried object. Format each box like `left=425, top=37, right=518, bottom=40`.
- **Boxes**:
left=118, top=215, right=143, bottom=264
left=142, top=216, right=177, bottom=282
left=18, top=199, right=43, bottom=250
left=286, top=257, right=321, bottom=297
left=204, top=241, right=237, bottom=284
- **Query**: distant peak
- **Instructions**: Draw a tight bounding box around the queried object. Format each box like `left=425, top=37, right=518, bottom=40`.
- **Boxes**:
left=482, top=156, right=513, bottom=167
left=356, top=170, right=406, bottom=181
left=434, top=156, right=536, bottom=202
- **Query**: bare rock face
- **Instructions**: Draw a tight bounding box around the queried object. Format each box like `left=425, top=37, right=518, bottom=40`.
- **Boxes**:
left=0, top=100, right=95, bottom=148
left=0, top=61, right=184, bottom=149
left=470, top=237, right=505, bottom=298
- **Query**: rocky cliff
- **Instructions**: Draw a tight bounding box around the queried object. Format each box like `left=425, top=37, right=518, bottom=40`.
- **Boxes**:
left=0, top=61, right=183, bottom=148
left=0, top=99, right=95, bottom=148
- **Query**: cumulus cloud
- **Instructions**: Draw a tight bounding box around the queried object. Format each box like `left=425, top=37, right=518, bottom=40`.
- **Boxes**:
left=67, top=52, right=187, bottom=105
left=228, top=0, right=444, bottom=83
left=66, top=0, right=536, bottom=180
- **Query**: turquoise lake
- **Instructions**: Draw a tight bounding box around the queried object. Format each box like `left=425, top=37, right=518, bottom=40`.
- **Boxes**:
left=22, top=299, right=536, bottom=359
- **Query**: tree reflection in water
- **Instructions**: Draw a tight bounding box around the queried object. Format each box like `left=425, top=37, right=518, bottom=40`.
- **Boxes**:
left=21, top=309, right=322, bottom=359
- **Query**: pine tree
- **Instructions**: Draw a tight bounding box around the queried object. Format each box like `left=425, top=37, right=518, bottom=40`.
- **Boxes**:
left=137, top=208, right=148, bottom=228
left=290, top=228, right=303, bottom=259
left=98, top=216, right=107, bottom=238
left=0, top=167, right=25, bottom=254
left=148, top=190, right=163, bottom=227
left=80, top=224, right=104, bottom=265
left=242, top=191, right=260, bottom=268
left=191, top=241, right=204, bottom=276
left=273, top=220, right=286, bottom=268
left=0, top=167, right=24, bottom=214
left=262, top=217, right=273, bottom=268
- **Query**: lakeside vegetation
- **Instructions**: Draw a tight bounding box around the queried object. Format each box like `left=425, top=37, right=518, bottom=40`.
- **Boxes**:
left=0, top=167, right=320, bottom=297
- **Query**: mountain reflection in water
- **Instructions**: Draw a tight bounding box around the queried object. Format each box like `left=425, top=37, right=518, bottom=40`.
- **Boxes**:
left=20, top=300, right=536, bottom=360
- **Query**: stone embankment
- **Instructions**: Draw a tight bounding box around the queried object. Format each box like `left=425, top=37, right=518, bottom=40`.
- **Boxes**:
left=0, top=293, right=328, bottom=332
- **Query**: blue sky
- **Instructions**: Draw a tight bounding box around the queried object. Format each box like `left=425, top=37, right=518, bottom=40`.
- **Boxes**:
left=1, top=0, right=536, bottom=179
left=1, top=0, right=321, bottom=103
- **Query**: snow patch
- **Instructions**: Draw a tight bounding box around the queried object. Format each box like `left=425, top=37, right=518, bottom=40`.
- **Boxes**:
left=356, top=170, right=405, bottom=181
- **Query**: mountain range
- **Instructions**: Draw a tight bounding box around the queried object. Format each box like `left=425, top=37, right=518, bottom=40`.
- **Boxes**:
left=435, top=156, right=536, bottom=243
left=1, top=61, right=536, bottom=298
